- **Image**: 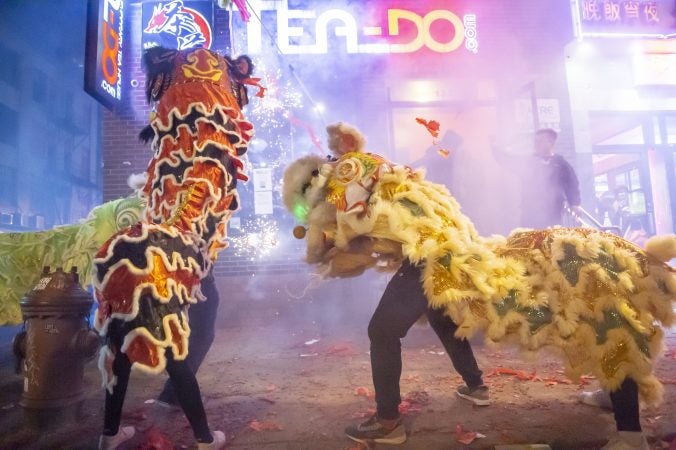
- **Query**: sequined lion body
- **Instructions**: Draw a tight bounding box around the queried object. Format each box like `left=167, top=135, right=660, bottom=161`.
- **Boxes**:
left=283, top=125, right=675, bottom=404
left=94, top=47, right=253, bottom=386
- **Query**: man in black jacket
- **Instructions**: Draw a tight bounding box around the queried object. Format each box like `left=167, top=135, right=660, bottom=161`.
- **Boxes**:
left=493, top=128, right=581, bottom=228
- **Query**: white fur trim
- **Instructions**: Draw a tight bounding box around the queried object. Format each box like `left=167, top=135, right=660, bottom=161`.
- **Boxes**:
left=98, top=345, right=118, bottom=395
left=127, top=173, right=148, bottom=190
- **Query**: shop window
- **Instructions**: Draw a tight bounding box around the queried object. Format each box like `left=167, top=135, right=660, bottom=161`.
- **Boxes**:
left=593, top=173, right=608, bottom=197
left=629, top=168, right=640, bottom=190
left=592, top=152, right=653, bottom=238
left=614, top=173, right=628, bottom=187
left=628, top=189, right=647, bottom=215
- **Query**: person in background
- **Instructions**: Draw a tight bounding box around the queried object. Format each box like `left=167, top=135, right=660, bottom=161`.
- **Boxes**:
left=412, top=131, right=463, bottom=187
left=492, top=128, right=581, bottom=228
left=611, top=186, right=631, bottom=233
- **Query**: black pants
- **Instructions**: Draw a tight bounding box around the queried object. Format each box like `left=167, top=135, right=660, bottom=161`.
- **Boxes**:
left=610, top=378, right=641, bottom=432
left=368, top=260, right=484, bottom=420
left=103, top=326, right=213, bottom=442
left=159, top=275, right=220, bottom=403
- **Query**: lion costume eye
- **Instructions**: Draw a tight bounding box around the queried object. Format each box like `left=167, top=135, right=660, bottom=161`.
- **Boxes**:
left=301, top=169, right=320, bottom=195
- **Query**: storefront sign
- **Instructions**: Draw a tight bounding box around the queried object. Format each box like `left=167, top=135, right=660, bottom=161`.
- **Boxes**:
left=142, top=0, right=214, bottom=50
left=84, top=0, right=125, bottom=109
left=245, top=0, right=478, bottom=55
left=573, top=0, right=676, bottom=38
left=514, top=98, right=561, bottom=132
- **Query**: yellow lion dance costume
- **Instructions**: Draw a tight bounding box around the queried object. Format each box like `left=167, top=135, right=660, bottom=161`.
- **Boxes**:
left=283, top=123, right=675, bottom=411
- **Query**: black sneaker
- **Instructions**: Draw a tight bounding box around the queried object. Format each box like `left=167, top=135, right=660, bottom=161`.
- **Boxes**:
left=456, top=384, right=490, bottom=406
left=345, top=415, right=407, bottom=445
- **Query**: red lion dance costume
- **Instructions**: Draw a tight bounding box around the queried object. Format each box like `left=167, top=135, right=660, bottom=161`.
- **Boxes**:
left=93, top=47, right=254, bottom=390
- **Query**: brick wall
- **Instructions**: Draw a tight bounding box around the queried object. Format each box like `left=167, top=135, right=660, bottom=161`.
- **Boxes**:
left=102, top=4, right=233, bottom=201
left=101, top=4, right=151, bottom=202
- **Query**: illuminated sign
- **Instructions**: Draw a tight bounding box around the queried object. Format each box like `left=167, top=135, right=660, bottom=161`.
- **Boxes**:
left=573, top=0, right=676, bottom=38
left=84, top=0, right=125, bottom=109
left=244, top=0, right=478, bottom=55
left=142, top=0, right=214, bottom=50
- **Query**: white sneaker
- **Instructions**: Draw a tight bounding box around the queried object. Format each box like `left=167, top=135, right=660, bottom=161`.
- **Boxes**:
left=601, top=431, right=649, bottom=450
left=197, top=430, right=226, bottom=450
left=578, top=389, right=613, bottom=410
left=98, top=426, right=135, bottom=450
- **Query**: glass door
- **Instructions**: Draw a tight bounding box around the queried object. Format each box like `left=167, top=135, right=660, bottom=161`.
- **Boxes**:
left=589, top=112, right=656, bottom=244
left=591, top=152, right=653, bottom=244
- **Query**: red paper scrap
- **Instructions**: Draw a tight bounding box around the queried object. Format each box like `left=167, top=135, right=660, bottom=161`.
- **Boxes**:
left=455, top=424, right=483, bottom=445
left=415, top=117, right=440, bottom=138
left=136, top=427, right=174, bottom=450
left=248, top=419, right=283, bottom=432
left=354, top=386, right=374, bottom=399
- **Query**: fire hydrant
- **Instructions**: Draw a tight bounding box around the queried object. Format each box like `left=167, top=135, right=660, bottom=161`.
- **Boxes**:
left=13, top=266, right=99, bottom=428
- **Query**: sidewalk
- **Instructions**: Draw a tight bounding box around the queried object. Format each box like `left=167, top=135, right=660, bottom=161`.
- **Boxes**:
left=0, top=272, right=674, bottom=449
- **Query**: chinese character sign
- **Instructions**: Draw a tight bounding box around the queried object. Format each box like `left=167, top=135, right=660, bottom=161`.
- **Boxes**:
left=142, top=0, right=214, bottom=50
left=576, top=0, right=675, bottom=37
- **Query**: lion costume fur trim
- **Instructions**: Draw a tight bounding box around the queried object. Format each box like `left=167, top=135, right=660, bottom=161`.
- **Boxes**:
left=282, top=123, right=676, bottom=404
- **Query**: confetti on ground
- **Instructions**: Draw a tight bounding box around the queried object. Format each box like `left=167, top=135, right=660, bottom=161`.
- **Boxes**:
left=658, top=432, right=676, bottom=450
left=486, top=367, right=541, bottom=381
left=399, top=391, right=429, bottom=415
left=352, top=407, right=376, bottom=419
left=248, top=419, right=283, bottom=432
left=454, top=424, right=485, bottom=445
left=644, top=416, right=662, bottom=430
left=354, top=386, right=375, bottom=399
left=136, top=427, right=174, bottom=450
left=326, top=343, right=359, bottom=356
left=122, top=407, right=148, bottom=421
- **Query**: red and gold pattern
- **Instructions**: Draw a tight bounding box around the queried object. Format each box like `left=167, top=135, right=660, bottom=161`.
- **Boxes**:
left=94, top=47, right=254, bottom=385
